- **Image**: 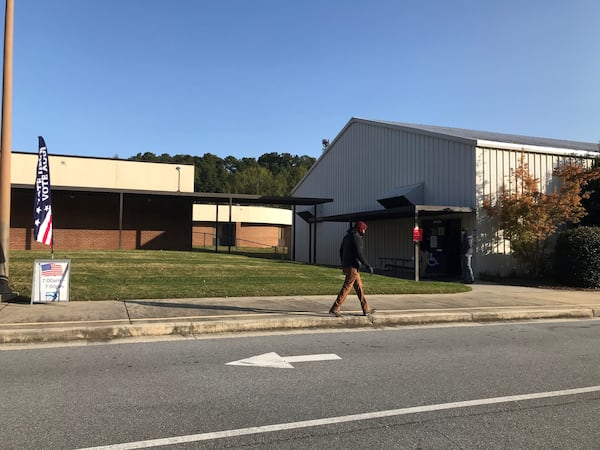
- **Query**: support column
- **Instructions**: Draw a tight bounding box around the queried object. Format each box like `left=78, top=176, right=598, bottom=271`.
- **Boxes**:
left=414, top=210, right=420, bottom=282
left=291, top=205, right=296, bottom=261
left=228, top=197, right=232, bottom=254
left=214, top=204, right=219, bottom=252
left=312, top=204, right=317, bottom=264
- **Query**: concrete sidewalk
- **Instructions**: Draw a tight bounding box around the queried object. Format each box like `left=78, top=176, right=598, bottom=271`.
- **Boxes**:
left=1, top=284, right=599, bottom=345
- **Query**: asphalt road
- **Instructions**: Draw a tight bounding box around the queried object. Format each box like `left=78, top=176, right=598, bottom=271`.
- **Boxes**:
left=2, top=320, right=600, bottom=449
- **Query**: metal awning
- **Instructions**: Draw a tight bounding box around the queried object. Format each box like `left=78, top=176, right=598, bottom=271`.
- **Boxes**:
left=298, top=204, right=474, bottom=223
left=377, top=183, right=423, bottom=208
left=13, top=183, right=333, bottom=260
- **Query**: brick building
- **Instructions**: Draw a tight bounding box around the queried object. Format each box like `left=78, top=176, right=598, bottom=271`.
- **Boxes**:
left=11, top=152, right=196, bottom=251
left=11, top=152, right=329, bottom=254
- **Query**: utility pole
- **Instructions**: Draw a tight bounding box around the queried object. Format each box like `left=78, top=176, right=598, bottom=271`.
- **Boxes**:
left=0, top=0, right=15, bottom=300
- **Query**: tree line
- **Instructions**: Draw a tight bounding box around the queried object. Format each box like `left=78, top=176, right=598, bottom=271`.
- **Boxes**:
left=128, top=152, right=316, bottom=195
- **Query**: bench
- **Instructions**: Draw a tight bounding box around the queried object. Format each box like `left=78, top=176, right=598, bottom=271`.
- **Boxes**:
left=378, top=257, right=414, bottom=273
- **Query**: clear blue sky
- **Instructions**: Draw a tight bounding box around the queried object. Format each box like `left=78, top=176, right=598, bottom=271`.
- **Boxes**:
left=2, top=0, right=599, bottom=160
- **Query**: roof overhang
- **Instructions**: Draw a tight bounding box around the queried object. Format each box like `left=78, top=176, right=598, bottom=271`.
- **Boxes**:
left=298, top=204, right=474, bottom=223
left=13, top=183, right=333, bottom=207
left=476, top=140, right=600, bottom=158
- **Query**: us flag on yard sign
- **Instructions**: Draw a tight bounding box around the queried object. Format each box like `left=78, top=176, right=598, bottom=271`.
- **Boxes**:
left=33, top=136, right=53, bottom=246
left=41, top=262, right=63, bottom=276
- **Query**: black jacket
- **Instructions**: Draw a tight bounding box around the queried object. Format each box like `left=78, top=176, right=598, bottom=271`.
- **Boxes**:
left=339, top=228, right=370, bottom=269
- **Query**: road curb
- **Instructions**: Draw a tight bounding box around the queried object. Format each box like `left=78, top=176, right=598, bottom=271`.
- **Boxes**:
left=470, top=308, right=594, bottom=322
left=372, top=311, right=473, bottom=327
left=0, top=308, right=597, bottom=345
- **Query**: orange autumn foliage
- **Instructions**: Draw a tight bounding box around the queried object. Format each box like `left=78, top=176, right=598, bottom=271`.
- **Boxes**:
left=483, top=154, right=600, bottom=275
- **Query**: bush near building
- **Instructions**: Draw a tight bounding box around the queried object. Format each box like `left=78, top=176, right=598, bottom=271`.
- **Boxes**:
left=554, top=226, right=600, bottom=288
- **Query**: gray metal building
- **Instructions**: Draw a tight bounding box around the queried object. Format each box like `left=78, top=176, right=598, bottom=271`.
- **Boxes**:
left=292, top=118, right=599, bottom=278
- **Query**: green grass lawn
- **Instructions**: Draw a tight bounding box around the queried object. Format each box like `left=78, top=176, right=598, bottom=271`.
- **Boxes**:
left=9, top=249, right=469, bottom=301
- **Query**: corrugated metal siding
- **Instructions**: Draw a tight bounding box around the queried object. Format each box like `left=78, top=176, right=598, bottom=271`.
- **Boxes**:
left=475, top=146, right=595, bottom=275
left=295, top=121, right=476, bottom=213
left=366, top=219, right=414, bottom=270
left=294, top=119, right=597, bottom=276
left=294, top=121, right=477, bottom=266
left=295, top=220, right=416, bottom=269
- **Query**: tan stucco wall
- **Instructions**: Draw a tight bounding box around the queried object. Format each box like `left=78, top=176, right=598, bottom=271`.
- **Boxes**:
left=193, top=205, right=292, bottom=225
left=12, top=152, right=195, bottom=192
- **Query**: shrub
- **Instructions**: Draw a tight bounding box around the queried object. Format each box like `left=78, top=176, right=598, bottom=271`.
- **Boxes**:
left=554, top=226, right=600, bottom=288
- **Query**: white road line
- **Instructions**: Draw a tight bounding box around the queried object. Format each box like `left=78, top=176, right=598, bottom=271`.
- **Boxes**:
left=76, top=385, right=600, bottom=450
left=284, top=354, right=341, bottom=363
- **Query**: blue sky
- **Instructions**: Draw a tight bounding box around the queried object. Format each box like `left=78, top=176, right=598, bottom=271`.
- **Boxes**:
left=2, top=0, right=599, bottom=160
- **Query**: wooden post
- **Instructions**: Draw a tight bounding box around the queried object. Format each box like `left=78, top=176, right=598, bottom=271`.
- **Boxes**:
left=0, top=0, right=15, bottom=300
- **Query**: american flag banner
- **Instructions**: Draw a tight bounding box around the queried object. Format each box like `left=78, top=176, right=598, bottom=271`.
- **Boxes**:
left=33, top=136, right=53, bottom=246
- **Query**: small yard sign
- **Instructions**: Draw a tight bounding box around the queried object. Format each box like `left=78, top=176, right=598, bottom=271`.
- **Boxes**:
left=31, top=259, right=71, bottom=303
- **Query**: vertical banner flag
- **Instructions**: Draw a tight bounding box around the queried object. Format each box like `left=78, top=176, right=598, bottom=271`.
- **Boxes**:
left=34, top=136, right=53, bottom=245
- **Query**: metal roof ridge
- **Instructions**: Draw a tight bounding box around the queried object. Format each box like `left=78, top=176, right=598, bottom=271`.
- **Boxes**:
left=353, top=118, right=599, bottom=152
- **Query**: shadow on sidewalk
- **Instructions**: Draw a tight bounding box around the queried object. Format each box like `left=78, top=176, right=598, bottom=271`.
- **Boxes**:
left=4, top=295, right=31, bottom=305
left=124, top=299, right=317, bottom=316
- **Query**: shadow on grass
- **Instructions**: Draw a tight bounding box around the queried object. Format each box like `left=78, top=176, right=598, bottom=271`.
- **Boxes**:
left=192, top=247, right=290, bottom=261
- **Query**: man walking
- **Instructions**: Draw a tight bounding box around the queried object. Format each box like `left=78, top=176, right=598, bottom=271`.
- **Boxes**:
left=329, top=221, right=376, bottom=317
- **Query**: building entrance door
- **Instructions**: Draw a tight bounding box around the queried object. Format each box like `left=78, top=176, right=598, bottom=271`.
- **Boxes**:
left=421, top=219, right=461, bottom=277
left=218, top=223, right=236, bottom=246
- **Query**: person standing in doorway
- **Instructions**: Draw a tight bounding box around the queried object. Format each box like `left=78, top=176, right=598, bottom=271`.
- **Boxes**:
left=329, top=221, right=376, bottom=317
left=461, top=228, right=475, bottom=284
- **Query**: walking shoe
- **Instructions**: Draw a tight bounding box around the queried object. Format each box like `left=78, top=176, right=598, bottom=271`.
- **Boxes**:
left=329, top=309, right=341, bottom=317
left=363, top=308, right=376, bottom=316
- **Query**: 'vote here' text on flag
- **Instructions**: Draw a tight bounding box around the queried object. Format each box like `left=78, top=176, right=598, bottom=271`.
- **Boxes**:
left=33, top=136, right=53, bottom=246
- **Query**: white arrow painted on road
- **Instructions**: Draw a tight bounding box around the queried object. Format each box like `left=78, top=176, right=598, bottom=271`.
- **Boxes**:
left=226, top=352, right=341, bottom=369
